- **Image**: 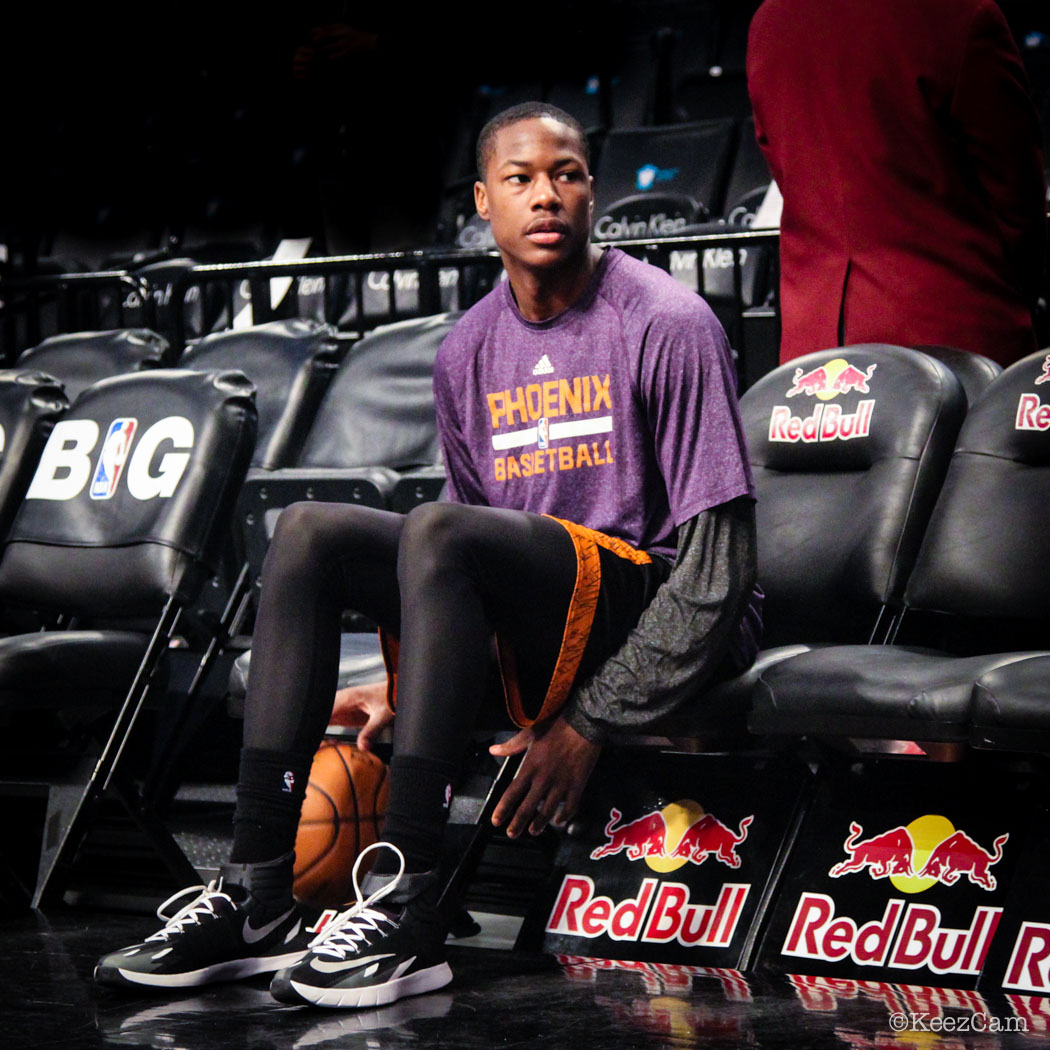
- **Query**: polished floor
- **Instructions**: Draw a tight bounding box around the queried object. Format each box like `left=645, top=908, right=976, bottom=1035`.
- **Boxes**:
left=7, top=903, right=1050, bottom=1050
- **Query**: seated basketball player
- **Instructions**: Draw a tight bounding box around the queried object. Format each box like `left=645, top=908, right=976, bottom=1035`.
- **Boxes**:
left=95, top=102, right=763, bottom=1007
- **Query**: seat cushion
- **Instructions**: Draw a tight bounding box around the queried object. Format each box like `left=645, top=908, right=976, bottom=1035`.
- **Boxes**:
left=750, top=645, right=1043, bottom=741
left=971, top=654, right=1050, bottom=751
left=0, top=630, right=151, bottom=708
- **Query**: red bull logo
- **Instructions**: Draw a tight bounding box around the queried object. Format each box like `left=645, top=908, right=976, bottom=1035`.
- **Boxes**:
left=546, top=875, right=749, bottom=949
left=1034, top=353, right=1050, bottom=385
left=829, top=816, right=1008, bottom=893
left=785, top=359, right=877, bottom=400
left=770, top=358, right=877, bottom=444
left=590, top=801, right=753, bottom=872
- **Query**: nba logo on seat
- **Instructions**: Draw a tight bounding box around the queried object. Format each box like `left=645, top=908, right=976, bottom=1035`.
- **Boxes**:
left=90, top=418, right=137, bottom=500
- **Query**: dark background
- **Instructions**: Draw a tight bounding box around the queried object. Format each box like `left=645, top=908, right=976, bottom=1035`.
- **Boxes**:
left=1, top=1, right=1046, bottom=271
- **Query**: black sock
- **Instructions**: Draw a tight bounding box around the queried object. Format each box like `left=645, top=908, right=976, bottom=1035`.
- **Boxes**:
left=231, top=747, right=312, bottom=865
left=372, top=754, right=458, bottom=875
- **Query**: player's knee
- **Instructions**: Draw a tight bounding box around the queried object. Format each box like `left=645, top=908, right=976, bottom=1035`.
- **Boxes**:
left=265, top=501, right=331, bottom=575
left=398, top=502, right=473, bottom=578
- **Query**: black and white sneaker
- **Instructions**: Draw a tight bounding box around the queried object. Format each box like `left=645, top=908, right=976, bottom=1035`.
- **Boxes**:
left=95, top=853, right=326, bottom=990
left=270, top=843, right=452, bottom=1009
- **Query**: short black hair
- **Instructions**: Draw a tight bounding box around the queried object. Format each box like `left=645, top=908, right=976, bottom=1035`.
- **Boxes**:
left=476, top=102, right=589, bottom=180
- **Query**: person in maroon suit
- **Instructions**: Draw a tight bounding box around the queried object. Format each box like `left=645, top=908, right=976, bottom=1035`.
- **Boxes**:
left=746, top=0, right=1047, bottom=366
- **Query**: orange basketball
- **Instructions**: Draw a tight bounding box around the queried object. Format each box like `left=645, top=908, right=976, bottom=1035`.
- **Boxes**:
left=293, top=740, right=389, bottom=907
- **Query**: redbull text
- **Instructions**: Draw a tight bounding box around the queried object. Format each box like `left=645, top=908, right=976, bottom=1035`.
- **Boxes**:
left=1004, top=921, right=1050, bottom=993
left=546, top=876, right=749, bottom=949
left=782, top=893, right=1001, bottom=976
left=768, top=400, right=874, bottom=443
left=1016, top=393, right=1050, bottom=431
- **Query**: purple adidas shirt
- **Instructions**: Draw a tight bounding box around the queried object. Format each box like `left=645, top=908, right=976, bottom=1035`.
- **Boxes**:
left=433, top=248, right=754, bottom=558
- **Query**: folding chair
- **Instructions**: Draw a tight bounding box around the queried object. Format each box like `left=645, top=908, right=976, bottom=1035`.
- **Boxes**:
left=16, top=328, right=170, bottom=400
left=0, top=368, right=257, bottom=907
left=750, top=348, right=1050, bottom=745
left=669, top=344, right=967, bottom=739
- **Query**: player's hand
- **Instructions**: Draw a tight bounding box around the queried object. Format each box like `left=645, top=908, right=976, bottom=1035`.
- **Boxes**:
left=330, top=681, right=393, bottom=752
left=489, top=717, right=600, bottom=839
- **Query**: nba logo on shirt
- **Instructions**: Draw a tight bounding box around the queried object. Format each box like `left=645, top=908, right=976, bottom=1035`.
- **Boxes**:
left=537, top=417, right=550, bottom=449
left=90, top=418, right=137, bottom=500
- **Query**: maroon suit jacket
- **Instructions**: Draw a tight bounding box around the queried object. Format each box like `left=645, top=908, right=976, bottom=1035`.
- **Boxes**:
left=747, top=0, right=1047, bottom=365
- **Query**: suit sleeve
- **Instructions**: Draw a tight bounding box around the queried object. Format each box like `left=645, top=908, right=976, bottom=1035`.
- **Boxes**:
left=953, top=0, right=1047, bottom=306
left=561, top=498, right=760, bottom=744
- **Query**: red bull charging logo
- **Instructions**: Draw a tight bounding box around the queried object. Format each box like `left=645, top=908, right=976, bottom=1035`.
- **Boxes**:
left=769, top=358, right=876, bottom=443
left=1034, top=353, right=1050, bottom=386
left=590, top=800, right=753, bottom=872
left=829, top=815, right=1008, bottom=893
left=785, top=359, right=877, bottom=400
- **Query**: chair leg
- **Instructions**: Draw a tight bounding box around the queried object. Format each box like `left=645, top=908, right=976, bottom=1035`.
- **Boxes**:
left=33, top=598, right=192, bottom=908
left=437, top=749, right=522, bottom=917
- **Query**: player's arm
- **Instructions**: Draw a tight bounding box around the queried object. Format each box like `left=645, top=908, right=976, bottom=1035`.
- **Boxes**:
left=561, top=496, right=758, bottom=743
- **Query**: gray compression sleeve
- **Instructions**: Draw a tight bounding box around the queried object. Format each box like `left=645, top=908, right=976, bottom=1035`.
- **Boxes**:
left=561, top=497, right=758, bottom=743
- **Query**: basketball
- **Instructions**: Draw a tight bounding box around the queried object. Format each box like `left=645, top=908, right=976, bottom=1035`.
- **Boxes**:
left=292, top=740, right=390, bottom=907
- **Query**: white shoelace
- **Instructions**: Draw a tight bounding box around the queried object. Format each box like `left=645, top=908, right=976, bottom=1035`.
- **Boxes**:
left=145, top=878, right=234, bottom=942
left=308, top=842, right=406, bottom=960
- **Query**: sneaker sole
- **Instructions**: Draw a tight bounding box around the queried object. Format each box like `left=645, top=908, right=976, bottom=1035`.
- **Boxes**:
left=95, top=948, right=308, bottom=989
left=272, top=961, right=453, bottom=1009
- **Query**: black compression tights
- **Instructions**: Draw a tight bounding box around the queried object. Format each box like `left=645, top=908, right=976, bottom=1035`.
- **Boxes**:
left=242, top=500, right=581, bottom=766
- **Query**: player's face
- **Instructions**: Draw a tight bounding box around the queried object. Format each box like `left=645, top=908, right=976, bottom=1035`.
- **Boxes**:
left=475, top=117, right=594, bottom=273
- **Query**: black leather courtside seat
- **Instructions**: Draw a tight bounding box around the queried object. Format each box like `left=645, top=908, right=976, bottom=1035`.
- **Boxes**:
left=179, top=319, right=342, bottom=470
left=237, top=312, right=459, bottom=610
left=671, top=345, right=967, bottom=738
left=0, top=368, right=257, bottom=904
left=913, top=345, right=1002, bottom=408
left=591, top=121, right=737, bottom=241
left=0, top=371, right=68, bottom=544
left=751, top=348, right=1050, bottom=744
left=16, top=328, right=169, bottom=400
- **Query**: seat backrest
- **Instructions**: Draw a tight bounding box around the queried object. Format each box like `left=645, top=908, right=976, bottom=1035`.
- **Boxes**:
left=911, top=345, right=1002, bottom=409
left=16, top=329, right=170, bottom=400
left=740, top=345, right=966, bottom=646
left=0, top=369, right=257, bottom=617
left=298, top=313, right=460, bottom=471
left=0, top=371, right=69, bottom=542
left=901, top=349, right=1050, bottom=635
left=179, top=319, right=341, bottom=469
left=592, top=120, right=737, bottom=239
left=721, top=117, right=772, bottom=226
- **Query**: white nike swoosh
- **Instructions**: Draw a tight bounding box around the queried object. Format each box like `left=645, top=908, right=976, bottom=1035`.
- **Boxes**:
left=310, top=952, right=395, bottom=974
left=243, top=907, right=295, bottom=945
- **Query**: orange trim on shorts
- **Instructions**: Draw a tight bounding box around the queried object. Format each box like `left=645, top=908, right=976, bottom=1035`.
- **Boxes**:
left=500, top=516, right=651, bottom=729
left=379, top=629, right=399, bottom=712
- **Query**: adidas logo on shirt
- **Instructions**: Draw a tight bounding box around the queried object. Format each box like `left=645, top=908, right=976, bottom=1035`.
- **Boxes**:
left=532, top=355, right=554, bottom=376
